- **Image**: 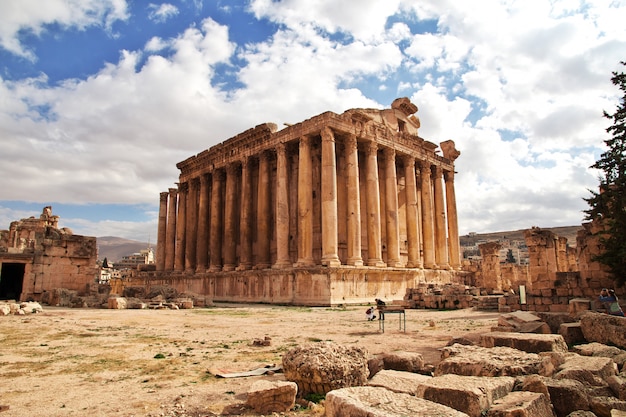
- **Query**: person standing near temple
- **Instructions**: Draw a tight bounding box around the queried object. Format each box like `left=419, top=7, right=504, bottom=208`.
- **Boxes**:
left=599, top=288, right=625, bottom=316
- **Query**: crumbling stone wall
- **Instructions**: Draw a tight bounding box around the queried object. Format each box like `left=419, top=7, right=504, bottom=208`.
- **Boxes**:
left=0, top=207, right=98, bottom=301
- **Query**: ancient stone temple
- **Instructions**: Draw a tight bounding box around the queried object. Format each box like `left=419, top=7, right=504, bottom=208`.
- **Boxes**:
left=151, top=98, right=462, bottom=305
left=0, top=206, right=98, bottom=301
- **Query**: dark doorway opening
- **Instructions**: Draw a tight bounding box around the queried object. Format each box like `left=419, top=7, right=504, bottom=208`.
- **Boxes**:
left=0, top=263, right=25, bottom=300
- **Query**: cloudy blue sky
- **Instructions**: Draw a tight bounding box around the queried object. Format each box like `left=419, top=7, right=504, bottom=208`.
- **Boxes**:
left=0, top=0, right=624, bottom=243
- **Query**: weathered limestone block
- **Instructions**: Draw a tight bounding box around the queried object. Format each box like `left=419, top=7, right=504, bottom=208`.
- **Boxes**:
left=480, top=332, right=569, bottom=353
left=573, top=343, right=626, bottom=370
left=282, top=342, right=368, bottom=396
left=522, top=374, right=590, bottom=417
left=107, top=296, right=127, bottom=309
left=126, top=297, right=147, bottom=309
left=380, top=351, right=425, bottom=373
left=611, top=410, right=626, bottom=417
left=560, top=322, right=586, bottom=346
left=589, top=396, right=626, bottom=417
left=487, top=391, right=555, bottom=417
left=19, top=301, right=43, bottom=313
left=437, top=344, right=555, bottom=377
left=368, top=369, right=432, bottom=395
left=245, top=380, right=297, bottom=414
left=498, top=311, right=543, bottom=330
left=556, top=354, right=617, bottom=387
left=564, top=411, right=597, bottom=417
left=414, top=374, right=515, bottom=417
left=581, top=312, right=626, bottom=350
left=324, top=386, right=470, bottom=417
left=608, top=375, right=626, bottom=400
left=367, top=356, right=384, bottom=378
left=0, top=304, right=10, bottom=315
left=570, top=298, right=592, bottom=317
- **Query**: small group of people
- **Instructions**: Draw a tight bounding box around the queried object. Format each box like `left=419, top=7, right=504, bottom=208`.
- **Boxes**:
left=599, top=288, right=625, bottom=317
left=365, top=298, right=386, bottom=321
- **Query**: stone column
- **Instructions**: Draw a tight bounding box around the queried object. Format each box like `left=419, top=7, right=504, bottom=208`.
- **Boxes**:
left=223, top=163, right=238, bottom=271
left=295, top=136, right=314, bottom=267
left=195, top=174, right=210, bottom=273
left=444, top=170, right=461, bottom=269
left=384, top=148, right=402, bottom=267
left=237, top=158, right=253, bottom=271
left=209, top=170, right=224, bottom=272
left=156, top=191, right=168, bottom=271
left=174, top=182, right=187, bottom=272
left=433, top=166, right=449, bottom=269
left=256, top=151, right=271, bottom=269
left=402, top=156, right=422, bottom=268
left=184, top=177, right=199, bottom=273
left=321, top=127, right=341, bottom=267
left=365, top=141, right=386, bottom=267
left=274, top=143, right=291, bottom=268
left=166, top=187, right=178, bottom=270
left=345, top=134, right=363, bottom=266
left=419, top=161, right=435, bottom=268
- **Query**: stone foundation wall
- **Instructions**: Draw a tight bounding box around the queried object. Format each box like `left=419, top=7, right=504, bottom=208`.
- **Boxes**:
left=139, top=267, right=463, bottom=306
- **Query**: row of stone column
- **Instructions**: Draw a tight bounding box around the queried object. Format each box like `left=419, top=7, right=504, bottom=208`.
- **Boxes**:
left=156, top=130, right=461, bottom=272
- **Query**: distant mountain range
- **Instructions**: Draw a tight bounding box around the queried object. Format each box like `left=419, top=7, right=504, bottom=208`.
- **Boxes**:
left=97, top=236, right=151, bottom=262
left=97, top=225, right=584, bottom=262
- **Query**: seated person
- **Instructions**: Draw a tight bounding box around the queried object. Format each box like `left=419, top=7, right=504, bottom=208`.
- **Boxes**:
left=365, top=307, right=376, bottom=321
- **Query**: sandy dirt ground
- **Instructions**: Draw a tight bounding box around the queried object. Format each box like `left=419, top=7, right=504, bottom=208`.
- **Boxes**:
left=0, top=304, right=499, bottom=416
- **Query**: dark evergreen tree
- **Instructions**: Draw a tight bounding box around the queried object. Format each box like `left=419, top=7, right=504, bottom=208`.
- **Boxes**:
left=505, top=249, right=516, bottom=264
left=584, top=61, right=626, bottom=287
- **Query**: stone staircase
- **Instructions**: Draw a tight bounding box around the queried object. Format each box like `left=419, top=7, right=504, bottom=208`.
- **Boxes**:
left=474, top=295, right=501, bottom=311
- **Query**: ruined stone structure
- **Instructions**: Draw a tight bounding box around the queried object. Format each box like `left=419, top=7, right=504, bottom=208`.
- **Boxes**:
left=151, top=98, right=462, bottom=305
left=0, top=207, right=98, bottom=301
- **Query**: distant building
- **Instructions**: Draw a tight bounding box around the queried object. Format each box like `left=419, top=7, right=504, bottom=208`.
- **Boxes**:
left=0, top=206, right=98, bottom=301
left=113, top=248, right=154, bottom=270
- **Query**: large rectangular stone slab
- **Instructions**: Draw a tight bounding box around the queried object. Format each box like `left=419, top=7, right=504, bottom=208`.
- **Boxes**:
left=480, top=331, right=569, bottom=353
left=487, top=391, right=555, bottom=417
left=437, top=344, right=553, bottom=377
left=368, top=369, right=432, bottom=395
left=325, top=386, right=470, bottom=417
left=414, top=374, right=515, bottom=417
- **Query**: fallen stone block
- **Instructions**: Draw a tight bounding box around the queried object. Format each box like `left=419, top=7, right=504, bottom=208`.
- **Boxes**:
left=245, top=380, right=297, bottom=414
left=572, top=343, right=626, bottom=370
left=556, top=354, right=617, bottom=387
left=589, top=396, right=626, bottom=417
left=612, top=410, right=626, bottom=417
left=523, top=374, right=590, bottom=417
left=500, top=311, right=543, bottom=326
left=608, top=375, right=626, bottom=400
left=368, top=369, right=432, bottom=395
left=486, top=391, right=555, bottom=417
left=569, top=298, right=592, bottom=317
left=414, top=374, right=515, bottom=417
left=437, top=344, right=555, bottom=377
left=282, top=342, right=368, bottom=396
left=580, top=312, right=626, bottom=350
left=560, top=322, right=586, bottom=346
left=0, top=304, right=10, bottom=316
left=565, top=411, right=598, bottom=417
left=380, top=351, right=425, bottom=373
left=480, top=332, right=569, bottom=353
left=107, top=296, right=127, bottom=309
left=536, top=311, right=578, bottom=334
left=324, top=386, right=470, bottom=417
left=20, top=301, right=43, bottom=313
left=519, top=321, right=552, bottom=334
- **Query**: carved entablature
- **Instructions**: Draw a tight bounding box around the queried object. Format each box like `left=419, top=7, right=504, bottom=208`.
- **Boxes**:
left=176, top=98, right=455, bottom=181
